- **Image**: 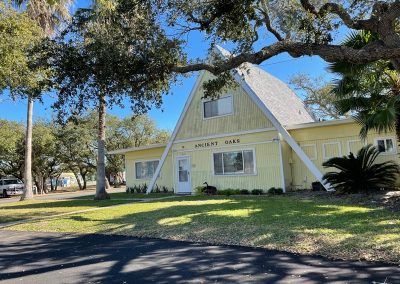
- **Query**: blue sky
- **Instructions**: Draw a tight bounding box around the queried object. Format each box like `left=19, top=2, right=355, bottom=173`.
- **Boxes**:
left=0, top=0, right=336, bottom=131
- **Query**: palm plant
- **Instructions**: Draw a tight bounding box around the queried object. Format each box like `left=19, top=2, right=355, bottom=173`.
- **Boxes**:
left=329, top=31, right=400, bottom=140
left=12, top=0, right=73, bottom=200
left=322, top=145, right=399, bottom=194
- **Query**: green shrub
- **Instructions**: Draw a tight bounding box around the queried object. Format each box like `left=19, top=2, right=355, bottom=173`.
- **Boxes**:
left=323, top=144, right=400, bottom=194
left=251, top=189, right=263, bottom=195
left=240, top=189, right=250, bottom=195
left=162, top=186, right=169, bottom=193
left=217, top=189, right=241, bottom=196
left=267, top=187, right=284, bottom=195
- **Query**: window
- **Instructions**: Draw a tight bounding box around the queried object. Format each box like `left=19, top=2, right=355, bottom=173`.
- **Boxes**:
left=135, top=160, right=159, bottom=180
left=203, top=96, right=233, bottom=118
left=213, top=150, right=255, bottom=175
left=300, top=144, right=317, bottom=160
left=3, top=179, right=23, bottom=185
left=347, top=139, right=365, bottom=154
left=375, top=138, right=395, bottom=154
left=322, top=142, right=342, bottom=160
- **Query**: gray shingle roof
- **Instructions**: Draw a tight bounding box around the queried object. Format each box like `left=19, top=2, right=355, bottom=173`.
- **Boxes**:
left=216, top=46, right=315, bottom=126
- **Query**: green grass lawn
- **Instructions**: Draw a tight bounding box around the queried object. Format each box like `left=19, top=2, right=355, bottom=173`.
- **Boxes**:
left=0, top=199, right=135, bottom=224
left=74, top=192, right=174, bottom=200
left=3, top=195, right=400, bottom=263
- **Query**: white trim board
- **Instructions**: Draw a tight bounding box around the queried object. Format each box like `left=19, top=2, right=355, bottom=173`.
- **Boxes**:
left=300, top=144, right=317, bottom=161
left=147, top=47, right=332, bottom=193
left=173, top=140, right=275, bottom=154
left=231, top=70, right=331, bottom=191
left=146, top=71, right=206, bottom=193
left=322, top=142, right=342, bottom=160
left=174, top=127, right=276, bottom=144
left=347, top=139, right=366, bottom=155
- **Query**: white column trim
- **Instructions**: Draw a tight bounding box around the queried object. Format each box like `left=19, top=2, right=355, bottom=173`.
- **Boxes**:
left=146, top=71, right=206, bottom=194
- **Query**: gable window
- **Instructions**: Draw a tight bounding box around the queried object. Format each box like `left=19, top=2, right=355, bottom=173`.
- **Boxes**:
left=213, top=149, right=255, bottom=175
left=203, top=96, right=233, bottom=119
left=375, top=138, right=395, bottom=154
left=135, top=160, right=159, bottom=180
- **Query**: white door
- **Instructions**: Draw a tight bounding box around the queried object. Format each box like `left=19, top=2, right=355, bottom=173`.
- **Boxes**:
left=176, top=156, right=191, bottom=193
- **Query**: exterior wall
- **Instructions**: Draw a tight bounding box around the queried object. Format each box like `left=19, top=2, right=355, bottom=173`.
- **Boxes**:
left=175, top=72, right=274, bottom=141
left=125, top=146, right=173, bottom=190
left=172, top=131, right=283, bottom=191
left=288, top=122, right=399, bottom=189
left=280, top=140, right=293, bottom=192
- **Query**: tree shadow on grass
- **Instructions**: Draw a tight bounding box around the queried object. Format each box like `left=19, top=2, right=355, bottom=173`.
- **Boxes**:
left=0, top=199, right=134, bottom=224
left=28, top=196, right=400, bottom=264
left=0, top=230, right=399, bottom=283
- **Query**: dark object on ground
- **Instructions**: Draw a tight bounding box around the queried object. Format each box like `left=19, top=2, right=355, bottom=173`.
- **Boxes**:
left=1, top=230, right=399, bottom=284
left=203, top=182, right=217, bottom=195
left=311, top=182, right=323, bottom=191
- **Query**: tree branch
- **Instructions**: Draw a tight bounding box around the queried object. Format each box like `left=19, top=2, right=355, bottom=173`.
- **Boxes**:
left=172, top=41, right=400, bottom=75
left=299, top=0, right=376, bottom=31
left=259, top=0, right=283, bottom=41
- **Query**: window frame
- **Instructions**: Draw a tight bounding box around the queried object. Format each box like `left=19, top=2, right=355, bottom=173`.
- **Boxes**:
left=212, top=148, right=257, bottom=176
left=374, top=137, right=397, bottom=155
left=134, top=159, right=161, bottom=180
left=346, top=139, right=366, bottom=155
left=300, top=144, right=317, bottom=161
left=322, top=142, right=342, bottom=160
left=202, top=95, right=234, bottom=120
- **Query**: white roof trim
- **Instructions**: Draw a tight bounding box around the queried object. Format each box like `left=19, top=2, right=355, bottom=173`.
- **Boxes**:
left=146, top=46, right=332, bottom=193
left=286, top=118, right=353, bottom=130
left=107, top=143, right=167, bottom=155
left=146, top=71, right=206, bottom=193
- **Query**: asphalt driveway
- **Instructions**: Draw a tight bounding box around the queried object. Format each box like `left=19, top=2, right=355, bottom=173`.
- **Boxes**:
left=0, top=230, right=399, bottom=283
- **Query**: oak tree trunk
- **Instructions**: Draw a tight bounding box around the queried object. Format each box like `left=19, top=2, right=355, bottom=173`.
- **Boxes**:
left=94, top=95, right=110, bottom=200
left=74, top=172, right=83, bottom=190
left=20, top=96, right=34, bottom=201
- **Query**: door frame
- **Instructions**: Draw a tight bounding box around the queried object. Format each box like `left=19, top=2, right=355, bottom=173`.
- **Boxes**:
left=175, top=155, right=192, bottom=194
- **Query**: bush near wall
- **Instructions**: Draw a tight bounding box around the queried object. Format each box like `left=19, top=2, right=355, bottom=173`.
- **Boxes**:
left=126, top=184, right=171, bottom=194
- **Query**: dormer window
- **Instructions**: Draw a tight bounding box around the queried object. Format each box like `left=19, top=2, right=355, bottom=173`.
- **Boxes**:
left=203, top=95, right=233, bottom=119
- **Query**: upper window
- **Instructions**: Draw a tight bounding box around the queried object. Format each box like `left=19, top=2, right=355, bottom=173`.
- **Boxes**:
left=213, top=149, right=255, bottom=175
left=203, top=96, right=233, bottom=119
left=135, top=160, right=159, bottom=180
left=376, top=138, right=395, bottom=154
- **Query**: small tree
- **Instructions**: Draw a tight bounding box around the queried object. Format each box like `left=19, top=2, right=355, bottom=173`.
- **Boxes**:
left=0, top=120, right=25, bottom=179
left=47, top=3, right=183, bottom=199
left=56, top=116, right=97, bottom=191
left=106, top=114, right=170, bottom=185
left=323, top=145, right=399, bottom=194
left=290, top=73, right=342, bottom=121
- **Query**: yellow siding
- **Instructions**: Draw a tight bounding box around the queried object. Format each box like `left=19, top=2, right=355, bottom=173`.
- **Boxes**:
left=289, top=122, right=400, bottom=189
left=122, top=120, right=399, bottom=192
left=175, top=72, right=274, bottom=140
left=172, top=131, right=283, bottom=191
left=125, top=146, right=173, bottom=190
left=280, top=140, right=292, bottom=191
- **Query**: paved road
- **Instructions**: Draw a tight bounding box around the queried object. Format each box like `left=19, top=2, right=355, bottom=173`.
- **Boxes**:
left=0, top=188, right=126, bottom=204
left=0, top=231, right=399, bottom=283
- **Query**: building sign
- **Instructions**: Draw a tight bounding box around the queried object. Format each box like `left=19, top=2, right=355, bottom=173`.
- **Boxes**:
left=194, top=138, right=240, bottom=149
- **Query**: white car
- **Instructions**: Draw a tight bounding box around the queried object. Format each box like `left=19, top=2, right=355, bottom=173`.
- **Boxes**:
left=0, top=178, right=24, bottom=198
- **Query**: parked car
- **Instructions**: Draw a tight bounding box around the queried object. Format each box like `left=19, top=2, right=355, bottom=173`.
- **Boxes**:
left=0, top=178, right=24, bottom=198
